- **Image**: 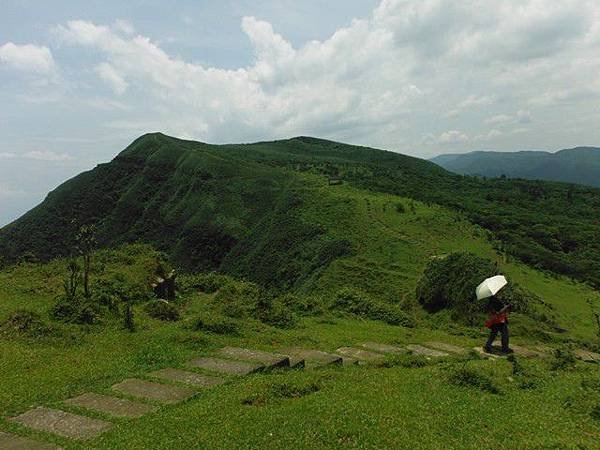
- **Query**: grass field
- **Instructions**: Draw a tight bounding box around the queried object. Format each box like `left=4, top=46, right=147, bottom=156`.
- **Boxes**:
left=1, top=180, right=599, bottom=448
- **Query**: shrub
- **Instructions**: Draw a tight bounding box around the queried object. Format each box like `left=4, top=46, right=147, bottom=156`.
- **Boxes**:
left=369, top=302, right=415, bottom=327
left=213, top=281, right=262, bottom=318
left=395, top=203, right=406, bottom=213
left=193, top=312, right=239, bottom=335
left=333, top=287, right=414, bottom=327
left=261, top=300, right=297, bottom=329
left=415, top=252, right=538, bottom=324
left=50, top=295, right=101, bottom=325
left=145, top=299, right=180, bottom=321
left=279, top=293, right=324, bottom=316
left=0, top=310, right=53, bottom=338
left=416, top=252, right=497, bottom=318
left=179, top=272, right=232, bottom=294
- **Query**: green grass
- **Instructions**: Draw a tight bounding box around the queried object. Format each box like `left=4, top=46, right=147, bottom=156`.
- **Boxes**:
left=1, top=135, right=599, bottom=448
left=1, top=310, right=599, bottom=449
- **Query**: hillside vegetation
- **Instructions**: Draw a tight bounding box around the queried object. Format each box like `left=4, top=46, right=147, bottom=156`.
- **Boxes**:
left=431, top=146, right=600, bottom=187
left=1, top=133, right=599, bottom=448
left=1, top=133, right=599, bottom=290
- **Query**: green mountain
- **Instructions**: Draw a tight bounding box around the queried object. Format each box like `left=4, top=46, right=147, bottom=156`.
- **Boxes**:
left=1, top=133, right=600, bottom=290
left=431, top=147, right=600, bottom=187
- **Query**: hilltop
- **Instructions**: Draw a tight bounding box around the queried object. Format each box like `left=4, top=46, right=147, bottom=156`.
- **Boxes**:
left=431, top=146, right=600, bottom=187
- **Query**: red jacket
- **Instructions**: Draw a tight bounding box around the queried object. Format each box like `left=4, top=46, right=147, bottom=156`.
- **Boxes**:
left=485, top=312, right=507, bottom=328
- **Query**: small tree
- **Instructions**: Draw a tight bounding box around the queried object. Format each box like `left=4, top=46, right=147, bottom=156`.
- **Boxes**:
left=123, top=300, right=135, bottom=332
left=76, top=225, right=97, bottom=298
left=588, top=299, right=600, bottom=340
left=64, top=258, right=81, bottom=301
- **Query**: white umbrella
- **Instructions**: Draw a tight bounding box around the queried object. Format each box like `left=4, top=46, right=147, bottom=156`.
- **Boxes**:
left=476, top=275, right=507, bottom=300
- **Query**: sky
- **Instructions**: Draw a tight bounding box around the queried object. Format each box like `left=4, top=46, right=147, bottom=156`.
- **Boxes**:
left=1, top=0, right=600, bottom=226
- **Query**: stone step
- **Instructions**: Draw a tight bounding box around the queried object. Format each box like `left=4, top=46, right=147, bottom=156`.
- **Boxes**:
left=287, top=355, right=306, bottom=369
left=473, top=346, right=504, bottom=359
left=10, top=407, right=112, bottom=441
left=510, top=345, right=545, bottom=358
left=424, top=342, right=468, bottom=354
left=279, top=348, right=342, bottom=368
left=189, top=357, right=263, bottom=375
left=65, top=392, right=156, bottom=418
left=149, top=368, right=226, bottom=388
left=339, top=355, right=361, bottom=366
left=360, top=342, right=407, bottom=354
left=336, top=347, right=386, bottom=363
left=112, top=379, right=197, bottom=405
left=406, top=344, right=449, bottom=358
left=217, top=347, right=290, bottom=369
left=0, top=431, right=61, bottom=449
left=574, top=348, right=600, bottom=363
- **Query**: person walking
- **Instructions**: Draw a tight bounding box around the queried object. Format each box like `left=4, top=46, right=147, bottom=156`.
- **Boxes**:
left=484, top=295, right=513, bottom=354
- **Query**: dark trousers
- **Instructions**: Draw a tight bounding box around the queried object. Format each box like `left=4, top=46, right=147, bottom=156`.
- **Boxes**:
left=485, top=322, right=509, bottom=351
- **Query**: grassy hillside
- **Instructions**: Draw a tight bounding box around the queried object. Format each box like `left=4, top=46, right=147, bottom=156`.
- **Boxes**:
left=431, top=146, right=600, bottom=188
left=1, top=225, right=599, bottom=448
left=1, top=135, right=599, bottom=447
left=1, top=133, right=600, bottom=291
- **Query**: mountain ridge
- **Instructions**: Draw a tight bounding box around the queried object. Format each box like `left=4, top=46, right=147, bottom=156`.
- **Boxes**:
left=431, top=146, right=600, bottom=187
left=1, top=134, right=600, bottom=289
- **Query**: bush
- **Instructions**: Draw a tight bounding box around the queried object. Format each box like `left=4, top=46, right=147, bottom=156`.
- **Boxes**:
left=261, top=300, right=297, bottom=329
left=179, top=272, right=232, bottom=293
left=193, top=312, right=239, bottom=335
left=279, top=293, right=324, bottom=316
left=144, top=299, right=180, bottom=321
left=213, top=281, right=262, bottom=318
left=50, top=295, right=101, bottom=325
left=332, top=287, right=414, bottom=327
left=416, top=252, right=497, bottom=319
left=415, top=252, right=538, bottom=324
left=395, top=203, right=406, bottom=213
left=0, top=310, right=53, bottom=338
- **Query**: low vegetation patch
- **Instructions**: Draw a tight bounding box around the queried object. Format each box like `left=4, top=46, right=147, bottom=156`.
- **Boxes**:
left=242, top=380, right=321, bottom=406
left=144, top=299, right=180, bottom=321
left=447, top=365, right=501, bottom=394
left=0, top=309, right=54, bottom=339
left=332, top=287, right=414, bottom=327
left=378, top=353, right=429, bottom=369
left=193, top=311, right=240, bottom=335
left=550, top=347, right=577, bottom=371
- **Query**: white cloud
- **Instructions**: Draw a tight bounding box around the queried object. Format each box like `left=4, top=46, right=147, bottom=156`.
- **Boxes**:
left=44, top=0, right=600, bottom=152
left=0, top=152, right=17, bottom=159
left=23, top=150, right=73, bottom=161
left=485, top=110, right=532, bottom=126
left=0, top=42, right=56, bottom=73
left=446, top=95, right=496, bottom=118
left=439, top=130, right=469, bottom=144
left=95, top=62, right=128, bottom=95
left=473, top=129, right=503, bottom=142
left=113, top=19, right=135, bottom=35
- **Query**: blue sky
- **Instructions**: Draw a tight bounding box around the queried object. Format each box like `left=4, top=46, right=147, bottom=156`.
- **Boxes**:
left=1, top=0, right=600, bottom=225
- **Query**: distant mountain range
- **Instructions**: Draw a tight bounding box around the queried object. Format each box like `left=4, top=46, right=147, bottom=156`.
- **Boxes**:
left=431, top=147, right=600, bottom=187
